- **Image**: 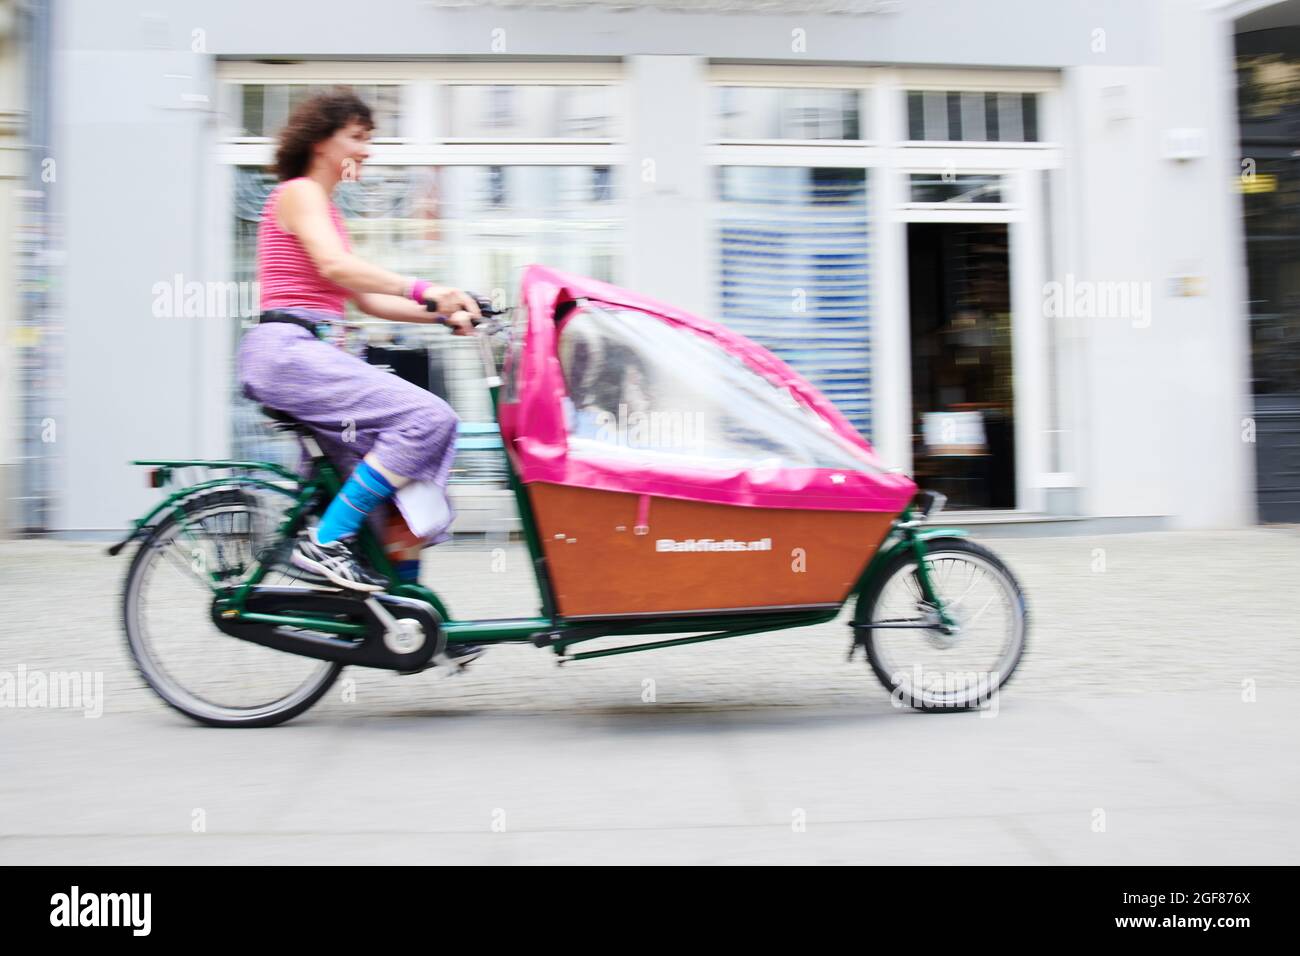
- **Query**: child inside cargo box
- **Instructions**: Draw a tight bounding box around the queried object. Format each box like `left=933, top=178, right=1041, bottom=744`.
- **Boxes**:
left=557, top=305, right=799, bottom=463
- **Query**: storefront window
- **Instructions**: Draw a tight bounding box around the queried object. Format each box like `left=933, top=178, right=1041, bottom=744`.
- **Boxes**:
left=1237, top=36, right=1300, bottom=399
left=442, top=85, right=617, bottom=139
left=230, top=164, right=622, bottom=466
left=907, top=91, right=1038, bottom=142
left=226, top=83, right=404, bottom=140
left=1241, top=156, right=1300, bottom=396
left=909, top=173, right=1005, bottom=204
left=1237, top=32, right=1300, bottom=520
left=715, top=166, right=872, bottom=438
left=715, top=87, right=863, bottom=140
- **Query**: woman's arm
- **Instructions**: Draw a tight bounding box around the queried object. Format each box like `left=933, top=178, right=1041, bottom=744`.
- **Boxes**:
left=353, top=293, right=436, bottom=323
left=278, top=179, right=479, bottom=317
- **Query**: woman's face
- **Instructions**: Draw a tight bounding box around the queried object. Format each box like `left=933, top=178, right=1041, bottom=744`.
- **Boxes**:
left=315, top=119, right=372, bottom=180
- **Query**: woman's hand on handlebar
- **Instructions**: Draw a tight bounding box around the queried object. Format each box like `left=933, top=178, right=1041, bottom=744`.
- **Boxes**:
left=422, top=286, right=482, bottom=320
left=444, top=310, right=477, bottom=336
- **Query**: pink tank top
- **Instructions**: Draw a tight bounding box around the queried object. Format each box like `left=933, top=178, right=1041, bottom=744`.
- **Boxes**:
left=257, top=178, right=353, bottom=316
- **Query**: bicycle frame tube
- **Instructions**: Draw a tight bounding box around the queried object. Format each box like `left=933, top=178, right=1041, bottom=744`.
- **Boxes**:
left=127, top=474, right=298, bottom=541
left=482, top=344, right=558, bottom=622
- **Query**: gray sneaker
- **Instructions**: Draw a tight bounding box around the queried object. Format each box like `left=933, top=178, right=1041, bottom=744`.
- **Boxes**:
left=290, top=528, right=388, bottom=592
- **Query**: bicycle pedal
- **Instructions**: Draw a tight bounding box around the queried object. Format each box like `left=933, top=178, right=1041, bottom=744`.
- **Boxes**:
left=430, top=652, right=476, bottom=675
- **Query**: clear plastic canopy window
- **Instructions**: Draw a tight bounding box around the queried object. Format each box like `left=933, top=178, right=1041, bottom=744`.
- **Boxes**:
left=557, top=303, right=882, bottom=474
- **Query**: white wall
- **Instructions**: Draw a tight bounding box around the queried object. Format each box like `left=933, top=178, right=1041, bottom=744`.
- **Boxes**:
left=53, top=31, right=225, bottom=529
left=49, top=0, right=1254, bottom=530
left=1055, top=2, right=1254, bottom=527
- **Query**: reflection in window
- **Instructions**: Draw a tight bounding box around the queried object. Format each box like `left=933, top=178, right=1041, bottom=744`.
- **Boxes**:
left=227, top=83, right=403, bottom=139
left=909, top=173, right=1004, bottom=204
left=716, top=166, right=872, bottom=437
left=558, top=304, right=881, bottom=473
left=444, top=85, right=617, bottom=139
left=1237, top=52, right=1300, bottom=122
left=231, top=166, right=620, bottom=302
left=716, top=87, right=862, bottom=140
left=231, top=165, right=622, bottom=465
left=1241, top=155, right=1300, bottom=396
left=907, top=91, right=1038, bottom=142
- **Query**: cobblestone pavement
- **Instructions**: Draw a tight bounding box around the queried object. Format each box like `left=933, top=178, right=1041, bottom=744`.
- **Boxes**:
left=2, top=528, right=1297, bottom=864
left=2, top=527, right=1297, bottom=717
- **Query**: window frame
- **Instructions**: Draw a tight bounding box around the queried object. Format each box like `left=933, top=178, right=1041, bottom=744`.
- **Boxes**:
left=903, top=170, right=1015, bottom=212
left=706, top=64, right=1069, bottom=510
left=215, top=60, right=628, bottom=165
left=215, top=60, right=629, bottom=466
left=896, top=68, right=1061, bottom=148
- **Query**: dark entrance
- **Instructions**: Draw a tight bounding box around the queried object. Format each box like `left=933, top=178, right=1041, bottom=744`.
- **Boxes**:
left=1238, top=24, right=1300, bottom=521
left=906, top=222, right=1016, bottom=510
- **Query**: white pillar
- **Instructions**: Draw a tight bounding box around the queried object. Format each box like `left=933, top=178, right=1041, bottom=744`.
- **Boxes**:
left=870, top=69, right=914, bottom=474
left=624, top=55, right=710, bottom=317
left=0, top=5, right=25, bottom=531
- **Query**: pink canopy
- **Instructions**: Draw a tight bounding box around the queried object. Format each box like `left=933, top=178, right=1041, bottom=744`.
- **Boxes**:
left=496, top=264, right=918, bottom=514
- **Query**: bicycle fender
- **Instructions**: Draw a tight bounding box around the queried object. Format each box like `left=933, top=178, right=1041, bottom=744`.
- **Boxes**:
left=848, top=525, right=970, bottom=620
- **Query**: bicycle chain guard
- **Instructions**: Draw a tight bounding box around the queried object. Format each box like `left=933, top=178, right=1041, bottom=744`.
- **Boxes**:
left=211, top=588, right=444, bottom=672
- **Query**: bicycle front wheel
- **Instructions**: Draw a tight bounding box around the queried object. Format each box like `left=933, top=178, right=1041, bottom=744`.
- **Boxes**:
left=856, top=537, right=1027, bottom=711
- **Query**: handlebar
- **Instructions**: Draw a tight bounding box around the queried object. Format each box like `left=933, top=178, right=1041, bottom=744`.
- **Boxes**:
left=424, top=291, right=509, bottom=325
left=421, top=290, right=510, bottom=379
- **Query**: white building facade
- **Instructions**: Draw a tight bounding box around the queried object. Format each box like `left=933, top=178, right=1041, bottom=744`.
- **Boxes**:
left=34, top=0, right=1270, bottom=533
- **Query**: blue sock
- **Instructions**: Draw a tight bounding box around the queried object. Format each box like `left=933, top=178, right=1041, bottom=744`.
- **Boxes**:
left=317, top=461, right=397, bottom=544
left=394, top=559, right=421, bottom=583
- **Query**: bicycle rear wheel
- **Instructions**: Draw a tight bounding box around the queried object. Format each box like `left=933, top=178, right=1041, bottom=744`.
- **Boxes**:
left=123, top=486, right=342, bottom=727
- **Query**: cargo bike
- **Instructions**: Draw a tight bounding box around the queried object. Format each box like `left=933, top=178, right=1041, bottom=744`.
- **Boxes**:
left=111, top=265, right=1027, bottom=727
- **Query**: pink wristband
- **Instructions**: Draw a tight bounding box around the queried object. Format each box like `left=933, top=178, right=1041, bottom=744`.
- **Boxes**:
left=410, top=279, right=433, bottom=305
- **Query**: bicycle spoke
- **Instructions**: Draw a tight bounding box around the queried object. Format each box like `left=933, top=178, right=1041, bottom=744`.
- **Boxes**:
left=938, top=564, right=986, bottom=612
left=158, top=537, right=219, bottom=591
left=868, top=547, right=1025, bottom=708
left=125, top=491, right=336, bottom=721
left=962, top=592, right=999, bottom=630
left=904, top=568, right=925, bottom=603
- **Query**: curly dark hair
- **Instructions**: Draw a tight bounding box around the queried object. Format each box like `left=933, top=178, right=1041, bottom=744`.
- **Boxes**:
left=274, top=88, right=375, bottom=181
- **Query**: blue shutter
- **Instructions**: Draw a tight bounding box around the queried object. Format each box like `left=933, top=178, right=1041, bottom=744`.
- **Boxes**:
left=717, top=166, right=872, bottom=438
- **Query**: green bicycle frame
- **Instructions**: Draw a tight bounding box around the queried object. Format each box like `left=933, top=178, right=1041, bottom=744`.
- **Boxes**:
left=120, top=338, right=964, bottom=660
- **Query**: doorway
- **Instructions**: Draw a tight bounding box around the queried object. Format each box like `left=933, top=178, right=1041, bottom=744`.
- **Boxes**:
left=906, top=222, right=1016, bottom=510
left=1237, top=26, right=1300, bottom=521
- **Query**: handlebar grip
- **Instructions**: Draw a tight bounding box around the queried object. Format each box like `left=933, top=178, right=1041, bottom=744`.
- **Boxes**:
left=424, top=292, right=500, bottom=322
left=470, top=293, right=499, bottom=319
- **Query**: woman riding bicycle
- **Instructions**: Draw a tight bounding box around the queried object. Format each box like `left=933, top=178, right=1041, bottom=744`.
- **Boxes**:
left=238, top=89, right=478, bottom=592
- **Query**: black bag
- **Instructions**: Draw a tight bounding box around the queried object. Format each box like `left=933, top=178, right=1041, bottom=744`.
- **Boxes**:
left=365, top=345, right=449, bottom=402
